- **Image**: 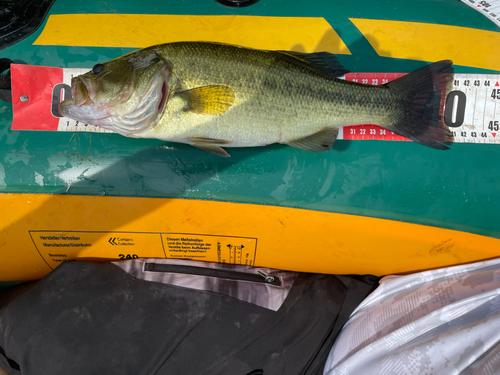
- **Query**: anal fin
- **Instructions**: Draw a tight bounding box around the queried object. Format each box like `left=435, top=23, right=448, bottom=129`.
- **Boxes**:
left=188, top=136, right=231, bottom=157
left=286, top=128, right=339, bottom=152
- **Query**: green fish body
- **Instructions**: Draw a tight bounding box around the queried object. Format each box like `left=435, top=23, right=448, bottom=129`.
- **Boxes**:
left=60, top=42, right=454, bottom=156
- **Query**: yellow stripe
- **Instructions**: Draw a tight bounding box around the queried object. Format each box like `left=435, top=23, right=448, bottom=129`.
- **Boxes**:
left=1, top=193, right=499, bottom=281
left=350, top=18, right=500, bottom=71
left=34, top=14, right=350, bottom=54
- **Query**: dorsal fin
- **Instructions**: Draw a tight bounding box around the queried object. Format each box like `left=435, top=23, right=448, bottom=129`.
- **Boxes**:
left=278, top=51, right=349, bottom=77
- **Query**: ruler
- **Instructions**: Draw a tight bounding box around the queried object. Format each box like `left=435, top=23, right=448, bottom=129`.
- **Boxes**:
left=341, top=73, right=500, bottom=144
left=10, top=65, right=500, bottom=144
left=460, top=0, right=500, bottom=28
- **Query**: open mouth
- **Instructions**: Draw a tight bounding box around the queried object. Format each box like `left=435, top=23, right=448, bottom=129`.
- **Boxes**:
left=72, top=77, right=91, bottom=107
left=59, top=65, right=169, bottom=132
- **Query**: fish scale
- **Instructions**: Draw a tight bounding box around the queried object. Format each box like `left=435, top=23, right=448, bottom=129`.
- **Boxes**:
left=142, top=42, right=400, bottom=147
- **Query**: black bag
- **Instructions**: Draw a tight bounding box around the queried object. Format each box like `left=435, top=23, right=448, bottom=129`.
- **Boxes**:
left=0, top=259, right=378, bottom=375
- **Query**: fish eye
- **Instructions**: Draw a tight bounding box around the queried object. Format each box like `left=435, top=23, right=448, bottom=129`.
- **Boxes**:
left=92, top=63, right=104, bottom=75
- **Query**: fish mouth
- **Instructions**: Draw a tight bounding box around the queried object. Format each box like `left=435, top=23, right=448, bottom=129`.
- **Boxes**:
left=59, top=65, right=169, bottom=135
left=72, top=77, right=91, bottom=107
left=59, top=76, right=99, bottom=118
left=58, top=76, right=108, bottom=121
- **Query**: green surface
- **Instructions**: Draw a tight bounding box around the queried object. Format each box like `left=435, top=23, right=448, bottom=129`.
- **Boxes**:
left=0, top=0, right=499, bottom=238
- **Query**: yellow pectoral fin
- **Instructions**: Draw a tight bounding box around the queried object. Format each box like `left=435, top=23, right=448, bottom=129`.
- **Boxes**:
left=177, top=85, right=235, bottom=116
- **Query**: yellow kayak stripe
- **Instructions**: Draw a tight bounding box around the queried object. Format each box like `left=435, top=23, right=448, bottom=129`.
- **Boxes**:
left=34, top=14, right=350, bottom=54
left=1, top=193, right=499, bottom=281
left=351, top=18, right=500, bottom=71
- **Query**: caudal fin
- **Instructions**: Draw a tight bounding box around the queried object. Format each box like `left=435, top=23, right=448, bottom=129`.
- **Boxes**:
left=386, top=60, right=454, bottom=150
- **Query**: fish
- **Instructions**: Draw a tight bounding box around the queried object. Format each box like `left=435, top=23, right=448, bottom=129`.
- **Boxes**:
left=59, top=42, right=454, bottom=157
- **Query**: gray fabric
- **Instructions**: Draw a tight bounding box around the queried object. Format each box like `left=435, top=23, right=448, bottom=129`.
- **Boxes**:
left=113, top=258, right=298, bottom=311
left=324, top=257, right=500, bottom=375
left=0, top=261, right=378, bottom=374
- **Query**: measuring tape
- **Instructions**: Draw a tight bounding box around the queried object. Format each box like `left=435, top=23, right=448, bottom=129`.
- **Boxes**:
left=341, top=72, right=500, bottom=144
left=10, top=65, right=500, bottom=144
left=460, top=0, right=500, bottom=28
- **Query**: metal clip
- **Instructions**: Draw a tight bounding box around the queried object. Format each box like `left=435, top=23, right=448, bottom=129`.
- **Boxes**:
left=258, top=271, right=275, bottom=283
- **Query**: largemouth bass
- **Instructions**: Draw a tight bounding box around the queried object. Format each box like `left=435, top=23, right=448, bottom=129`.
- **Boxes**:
left=59, top=42, right=454, bottom=156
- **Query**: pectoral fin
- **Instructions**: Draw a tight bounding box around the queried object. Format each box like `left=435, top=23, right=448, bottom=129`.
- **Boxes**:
left=188, top=136, right=231, bottom=157
left=177, top=85, right=235, bottom=116
left=286, top=128, right=339, bottom=152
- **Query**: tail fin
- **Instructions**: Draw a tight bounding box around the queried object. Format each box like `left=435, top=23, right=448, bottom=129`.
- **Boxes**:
left=386, top=60, right=454, bottom=150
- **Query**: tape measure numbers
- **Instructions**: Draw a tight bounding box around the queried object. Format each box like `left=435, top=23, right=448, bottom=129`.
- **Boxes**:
left=460, top=0, right=500, bottom=28
left=445, top=74, right=499, bottom=143
left=342, top=72, right=500, bottom=144
left=11, top=65, right=500, bottom=144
